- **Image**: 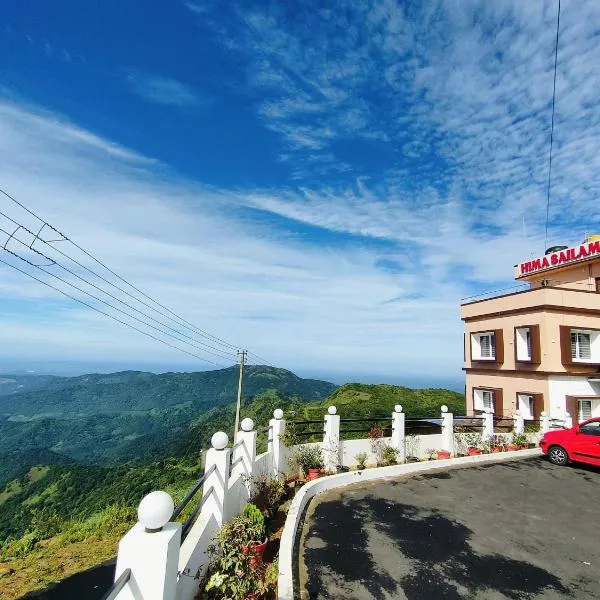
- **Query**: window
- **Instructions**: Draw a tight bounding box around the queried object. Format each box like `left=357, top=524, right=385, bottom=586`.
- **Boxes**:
left=580, top=421, right=600, bottom=436
left=526, top=330, right=532, bottom=358
left=578, top=400, right=592, bottom=422
left=473, top=388, right=495, bottom=412
left=482, top=390, right=493, bottom=411
left=471, top=331, right=496, bottom=360
left=480, top=333, right=495, bottom=358
left=518, top=394, right=534, bottom=420
left=571, top=332, right=592, bottom=360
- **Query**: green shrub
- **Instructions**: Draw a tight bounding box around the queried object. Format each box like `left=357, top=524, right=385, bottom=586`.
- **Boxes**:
left=355, top=452, right=367, bottom=469
left=241, top=504, right=266, bottom=541
left=291, top=445, right=324, bottom=473
left=380, top=445, right=399, bottom=466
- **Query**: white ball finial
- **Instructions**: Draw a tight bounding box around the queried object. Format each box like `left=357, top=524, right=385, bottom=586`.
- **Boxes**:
left=541, top=411, right=547, bottom=417
left=138, top=491, right=174, bottom=532
left=211, top=431, right=229, bottom=450
left=394, top=404, right=403, bottom=413
left=441, top=405, right=448, bottom=413
left=328, top=405, right=337, bottom=415
left=241, top=418, right=254, bottom=432
left=273, top=408, right=284, bottom=420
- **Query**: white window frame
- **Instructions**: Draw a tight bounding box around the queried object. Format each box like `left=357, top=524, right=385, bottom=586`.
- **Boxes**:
left=571, top=330, right=592, bottom=361
left=471, top=331, right=496, bottom=361
left=517, top=394, right=534, bottom=420
left=515, top=327, right=532, bottom=361
left=578, top=399, right=592, bottom=422
left=473, top=388, right=495, bottom=412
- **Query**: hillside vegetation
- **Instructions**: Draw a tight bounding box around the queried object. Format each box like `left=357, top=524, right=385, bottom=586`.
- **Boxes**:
left=0, top=381, right=465, bottom=600
left=0, top=367, right=336, bottom=480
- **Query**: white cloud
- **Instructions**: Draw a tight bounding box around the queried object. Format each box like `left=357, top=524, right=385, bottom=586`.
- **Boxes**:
left=0, top=97, right=466, bottom=378
left=123, top=70, right=202, bottom=108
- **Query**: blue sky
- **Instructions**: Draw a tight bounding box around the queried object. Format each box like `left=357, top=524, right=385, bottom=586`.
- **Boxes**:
left=0, top=0, right=599, bottom=384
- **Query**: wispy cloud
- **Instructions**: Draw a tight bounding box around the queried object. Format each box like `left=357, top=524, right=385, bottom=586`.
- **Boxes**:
left=123, top=70, right=202, bottom=108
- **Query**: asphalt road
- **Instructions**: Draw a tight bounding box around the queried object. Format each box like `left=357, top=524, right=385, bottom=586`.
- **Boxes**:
left=299, top=457, right=599, bottom=599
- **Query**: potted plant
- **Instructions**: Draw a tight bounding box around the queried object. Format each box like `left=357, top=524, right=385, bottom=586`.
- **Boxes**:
left=239, top=504, right=267, bottom=568
left=426, top=448, right=437, bottom=461
left=505, top=433, right=521, bottom=451
left=464, top=433, right=483, bottom=456
left=291, top=445, right=324, bottom=480
left=437, top=449, right=451, bottom=459
left=205, top=508, right=267, bottom=597
left=355, top=451, right=367, bottom=470
left=512, top=433, right=528, bottom=450
left=489, top=434, right=504, bottom=453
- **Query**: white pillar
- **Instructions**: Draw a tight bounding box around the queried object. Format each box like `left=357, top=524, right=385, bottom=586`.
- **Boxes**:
left=270, top=409, right=286, bottom=479
left=483, top=409, right=494, bottom=437
left=565, top=412, right=573, bottom=428
left=323, top=406, right=340, bottom=473
left=232, top=418, right=256, bottom=491
left=202, top=431, right=230, bottom=527
left=540, top=411, right=550, bottom=433
left=441, top=405, right=454, bottom=453
left=114, top=491, right=180, bottom=600
left=513, top=411, right=525, bottom=434
left=392, top=405, right=406, bottom=463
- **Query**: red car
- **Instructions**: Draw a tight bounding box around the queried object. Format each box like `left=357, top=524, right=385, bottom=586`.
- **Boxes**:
left=540, top=417, right=600, bottom=467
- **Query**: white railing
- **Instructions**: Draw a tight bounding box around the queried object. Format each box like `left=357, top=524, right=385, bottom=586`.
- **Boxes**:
left=104, top=404, right=555, bottom=600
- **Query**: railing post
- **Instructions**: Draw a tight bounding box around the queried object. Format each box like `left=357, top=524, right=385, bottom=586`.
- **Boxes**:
left=441, top=405, right=454, bottom=453
left=513, top=411, right=525, bottom=434
left=270, top=409, right=285, bottom=479
left=323, top=406, right=340, bottom=473
left=114, top=491, right=180, bottom=600
left=483, top=409, right=494, bottom=437
left=565, top=412, right=573, bottom=428
left=540, top=411, right=550, bottom=433
left=392, top=405, right=406, bottom=463
left=203, top=431, right=230, bottom=527
left=232, top=418, right=256, bottom=491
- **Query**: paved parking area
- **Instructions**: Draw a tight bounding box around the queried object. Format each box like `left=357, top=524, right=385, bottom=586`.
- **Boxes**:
left=299, top=457, right=599, bottom=599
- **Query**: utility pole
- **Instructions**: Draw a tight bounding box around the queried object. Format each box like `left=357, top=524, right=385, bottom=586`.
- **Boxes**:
left=233, top=349, right=247, bottom=440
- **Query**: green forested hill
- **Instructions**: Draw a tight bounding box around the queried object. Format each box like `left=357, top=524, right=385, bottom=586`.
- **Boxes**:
left=0, top=367, right=336, bottom=477
left=322, top=383, right=465, bottom=416
left=0, top=366, right=336, bottom=417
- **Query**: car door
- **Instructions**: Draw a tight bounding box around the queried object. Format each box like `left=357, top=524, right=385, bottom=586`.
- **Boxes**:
left=569, top=419, right=600, bottom=467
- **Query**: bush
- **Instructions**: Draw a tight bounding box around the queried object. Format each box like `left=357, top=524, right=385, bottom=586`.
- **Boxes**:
left=379, top=445, right=398, bottom=466
left=354, top=452, right=367, bottom=469
left=290, top=445, right=324, bottom=473
left=243, top=473, right=285, bottom=513
left=241, top=504, right=266, bottom=541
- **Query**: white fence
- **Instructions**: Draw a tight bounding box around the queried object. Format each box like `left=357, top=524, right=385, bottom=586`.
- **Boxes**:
left=105, top=405, right=553, bottom=600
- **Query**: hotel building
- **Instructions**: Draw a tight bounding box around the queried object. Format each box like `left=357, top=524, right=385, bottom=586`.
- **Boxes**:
left=461, top=236, right=600, bottom=424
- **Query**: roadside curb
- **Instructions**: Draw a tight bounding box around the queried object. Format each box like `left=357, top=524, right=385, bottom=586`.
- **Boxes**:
left=277, top=448, right=542, bottom=600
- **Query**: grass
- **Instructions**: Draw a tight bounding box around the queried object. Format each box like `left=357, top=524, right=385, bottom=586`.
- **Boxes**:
left=0, top=481, right=22, bottom=507
left=27, top=466, right=49, bottom=483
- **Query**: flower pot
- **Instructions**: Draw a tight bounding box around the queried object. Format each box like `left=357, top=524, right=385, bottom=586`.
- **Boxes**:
left=406, top=456, right=419, bottom=463
left=505, top=444, right=518, bottom=452
left=518, top=444, right=529, bottom=450
left=467, top=447, right=482, bottom=456
left=490, top=446, right=502, bottom=453
left=241, top=538, right=268, bottom=569
left=437, top=450, right=451, bottom=460
left=306, top=468, right=321, bottom=481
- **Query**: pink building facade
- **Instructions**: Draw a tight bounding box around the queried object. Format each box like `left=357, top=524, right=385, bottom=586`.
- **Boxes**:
left=461, top=237, right=600, bottom=424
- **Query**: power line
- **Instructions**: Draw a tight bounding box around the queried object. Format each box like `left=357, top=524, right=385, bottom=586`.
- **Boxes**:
left=0, top=186, right=240, bottom=353
left=544, top=0, right=561, bottom=251
left=1, top=233, right=238, bottom=364
left=0, top=223, right=238, bottom=361
left=0, top=256, right=229, bottom=368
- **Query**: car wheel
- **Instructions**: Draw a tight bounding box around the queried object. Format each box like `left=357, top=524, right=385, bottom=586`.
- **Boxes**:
left=548, top=445, right=568, bottom=466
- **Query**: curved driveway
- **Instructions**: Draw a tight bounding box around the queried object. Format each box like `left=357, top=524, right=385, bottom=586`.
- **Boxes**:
left=299, top=458, right=599, bottom=599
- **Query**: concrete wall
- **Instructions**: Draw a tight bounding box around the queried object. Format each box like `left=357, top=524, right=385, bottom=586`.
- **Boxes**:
left=547, top=376, right=600, bottom=420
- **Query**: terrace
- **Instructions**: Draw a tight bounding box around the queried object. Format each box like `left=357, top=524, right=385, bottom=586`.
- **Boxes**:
left=99, top=405, right=562, bottom=600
